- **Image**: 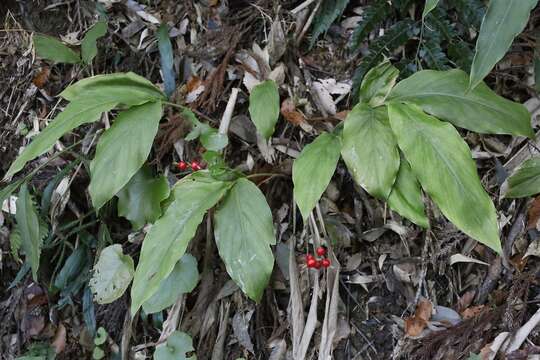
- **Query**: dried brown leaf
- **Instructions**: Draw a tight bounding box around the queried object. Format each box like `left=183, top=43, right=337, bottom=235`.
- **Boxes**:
left=32, top=67, right=50, bottom=88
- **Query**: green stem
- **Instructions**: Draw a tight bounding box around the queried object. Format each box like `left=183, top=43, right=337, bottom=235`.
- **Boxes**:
left=246, top=173, right=288, bottom=179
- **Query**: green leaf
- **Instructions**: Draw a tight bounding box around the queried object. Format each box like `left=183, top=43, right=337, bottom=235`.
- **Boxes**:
left=214, top=178, right=276, bottom=302
left=293, top=132, right=341, bottom=220
left=422, top=0, right=440, bottom=19
left=89, top=244, right=134, bottom=304
left=81, top=21, right=107, bottom=64
left=359, top=60, right=399, bottom=107
left=0, top=180, right=23, bottom=208
left=309, top=0, right=350, bottom=48
left=15, top=184, right=47, bottom=280
left=130, top=175, right=232, bottom=315
left=142, top=254, right=199, bottom=314
left=89, top=101, right=163, bottom=210
left=153, top=331, right=196, bottom=360
left=5, top=99, right=117, bottom=179
left=33, top=34, right=80, bottom=64
left=157, top=23, right=176, bottom=97
left=116, top=165, right=170, bottom=230
left=388, top=103, right=501, bottom=253
left=94, top=327, right=108, bottom=346
left=387, top=158, right=429, bottom=228
left=469, top=0, right=538, bottom=90
left=248, top=80, right=280, bottom=139
left=503, top=157, right=540, bottom=198
left=387, top=69, right=533, bottom=137
left=60, top=72, right=166, bottom=105
left=185, top=113, right=228, bottom=151
left=341, top=104, right=400, bottom=199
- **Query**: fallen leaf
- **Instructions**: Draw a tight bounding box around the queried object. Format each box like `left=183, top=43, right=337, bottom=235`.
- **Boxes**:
left=404, top=298, right=432, bottom=337
left=51, top=323, right=67, bottom=354
left=509, top=254, right=528, bottom=272
left=280, top=98, right=312, bottom=132
left=461, top=305, right=485, bottom=320
left=524, top=239, right=540, bottom=258
left=527, top=196, right=540, bottom=229
left=33, top=67, right=50, bottom=88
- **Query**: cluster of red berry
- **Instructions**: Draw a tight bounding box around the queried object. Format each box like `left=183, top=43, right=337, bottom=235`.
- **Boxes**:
left=306, top=246, right=331, bottom=269
left=176, top=160, right=203, bottom=172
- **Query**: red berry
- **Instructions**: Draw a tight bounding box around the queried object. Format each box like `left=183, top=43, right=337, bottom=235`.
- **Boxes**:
left=316, top=246, right=327, bottom=257
left=177, top=161, right=188, bottom=171
left=191, top=161, right=201, bottom=171
left=306, top=254, right=314, bottom=260
left=321, top=258, right=331, bottom=268
left=313, top=260, right=322, bottom=269
left=307, top=258, right=317, bottom=268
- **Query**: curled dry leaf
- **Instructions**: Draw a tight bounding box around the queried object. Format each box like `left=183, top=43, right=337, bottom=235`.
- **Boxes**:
left=33, top=67, right=50, bottom=88
left=527, top=196, right=540, bottom=229
left=280, top=98, right=312, bottom=132
left=461, top=305, right=485, bottom=320
left=404, top=298, right=432, bottom=337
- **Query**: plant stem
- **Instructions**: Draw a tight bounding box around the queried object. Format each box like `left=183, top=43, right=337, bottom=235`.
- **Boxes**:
left=245, top=173, right=288, bottom=179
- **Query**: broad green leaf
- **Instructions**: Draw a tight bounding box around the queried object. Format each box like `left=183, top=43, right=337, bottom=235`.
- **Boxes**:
left=185, top=115, right=228, bottom=151
left=422, top=0, right=440, bottom=19
left=387, top=69, right=533, bottom=137
left=248, top=80, right=280, bottom=139
left=142, top=254, right=199, bottom=314
left=388, top=103, right=501, bottom=253
left=293, top=132, right=341, bottom=220
left=387, top=158, right=429, bottom=228
left=341, top=104, right=400, bottom=199
left=0, top=180, right=23, bottom=208
left=130, top=175, right=231, bottom=315
left=81, top=21, right=107, bottom=64
left=33, top=34, right=80, bottom=64
left=89, top=101, right=162, bottom=210
left=153, top=331, right=196, bottom=360
left=157, top=23, right=176, bottom=97
left=214, top=178, right=276, bottom=302
left=60, top=72, right=166, bottom=105
left=116, top=165, right=170, bottom=229
left=359, top=60, right=399, bottom=107
left=89, top=244, right=134, bottom=304
left=5, top=98, right=117, bottom=179
left=15, top=184, right=47, bottom=280
left=503, top=157, right=540, bottom=198
left=469, top=0, right=538, bottom=90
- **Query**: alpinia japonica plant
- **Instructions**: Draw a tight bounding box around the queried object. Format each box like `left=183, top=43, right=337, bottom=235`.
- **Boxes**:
left=2, top=61, right=532, bottom=314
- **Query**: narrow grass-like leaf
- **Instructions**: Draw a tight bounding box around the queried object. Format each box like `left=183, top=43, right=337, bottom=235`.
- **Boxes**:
left=388, top=103, right=501, bottom=253
left=309, top=0, right=349, bottom=48
left=157, top=23, right=176, bottom=97
left=89, top=101, right=163, bottom=210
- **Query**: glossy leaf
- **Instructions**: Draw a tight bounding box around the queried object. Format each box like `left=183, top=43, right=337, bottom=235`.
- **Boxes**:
left=157, top=23, right=176, bottom=97
left=60, top=72, right=166, bottom=104
left=130, top=175, right=231, bottom=315
left=387, top=69, right=533, bottom=137
left=422, top=0, right=440, bottom=19
left=248, top=80, right=280, bottom=139
left=153, top=331, right=196, bottom=360
left=504, top=157, right=540, bottom=198
left=387, top=158, right=429, bottom=228
left=15, top=184, right=47, bottom=280
left=293, top=132, right=341, bottom=220
left=358, top=60, right=399, bottom=107
left=33, top=34, right=80, bottom=64
left=116, top=165, right=170, bottom=230
left=89, top=245, right=134, bottom=304
left=142, top=254, right=199, bottom=314
left=341, top=104, right=400, bottom=199
left=469, top=0, right=538, bottom=89
left=388, top=103, right=501, bottom=253
left=89, top=101, right=162, bottom=210
left=5, top=99, right=117, bottom=179
left=214, top=178, right=276, bottom=302
left=81, top=21, right=107, bottom=64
